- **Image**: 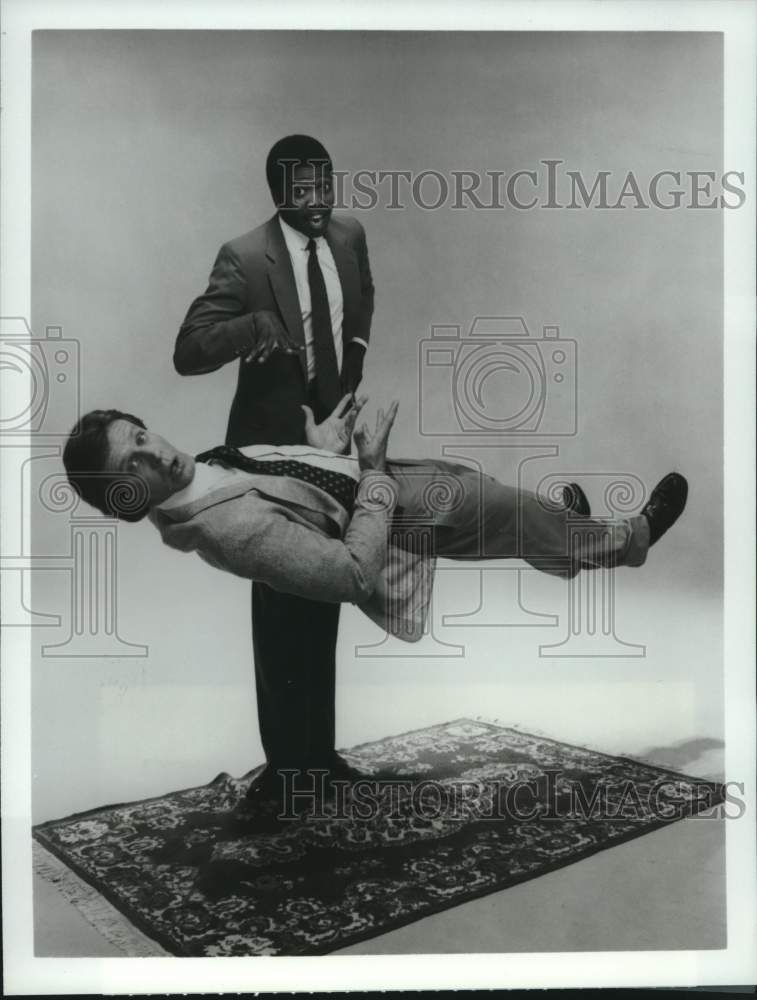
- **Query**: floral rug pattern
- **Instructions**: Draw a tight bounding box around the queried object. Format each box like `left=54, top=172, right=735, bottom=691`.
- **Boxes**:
left=32, top=719, right=723, bottom=956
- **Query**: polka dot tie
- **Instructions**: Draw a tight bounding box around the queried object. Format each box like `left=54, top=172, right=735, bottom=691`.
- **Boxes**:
left=195, top=445, right=357, bottom=512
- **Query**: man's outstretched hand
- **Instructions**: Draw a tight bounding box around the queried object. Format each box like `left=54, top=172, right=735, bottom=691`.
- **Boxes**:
left=244, top=311, right=303, bottom=365
left=302, top=393, right=367, bottom=454
left=354, top=401, right=399, bottom=472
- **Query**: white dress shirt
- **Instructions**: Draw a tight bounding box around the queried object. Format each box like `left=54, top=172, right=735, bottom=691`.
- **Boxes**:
left=279, top=215, right=345, bottom=382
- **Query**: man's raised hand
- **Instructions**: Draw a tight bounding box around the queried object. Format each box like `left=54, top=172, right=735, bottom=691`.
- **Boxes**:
left=354, top=400, right=399, bottom=472
left=302, top=393, right=368, bottom=454
left=244, top=311, right=303, bottom=364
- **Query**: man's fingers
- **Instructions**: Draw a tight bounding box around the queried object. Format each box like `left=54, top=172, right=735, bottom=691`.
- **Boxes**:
left=270, top=335, right=300, bottom=356
left=377, top=400, right=398, bottom=428
left=246, top=344, right=299, bottom=362
left=334, top=393, right=354, bottom=419
left=344, top=408, right=360, bottom=435
left=279, top=333, right=303, bottom=355
left=377, top=400, right=399, bottom=440
left=273, top=325, right=303, bottom=354
left=300, top=404, right=316, bottom=429
left=245, top=329, right=273, bottom=363
left=349, top=395, right=368, bottom=422
left=381, top=400, right=399, bottom=424
left=248, top=318, right=302, bottom=360
left=245, top=347, right=271, bottom=364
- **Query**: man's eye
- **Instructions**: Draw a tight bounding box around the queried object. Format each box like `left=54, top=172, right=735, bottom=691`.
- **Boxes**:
left=293, top=186, right=306, bottom=199
left=323, top=182, right=332, bottom=194
left=136, top=431, right=146, bottom=445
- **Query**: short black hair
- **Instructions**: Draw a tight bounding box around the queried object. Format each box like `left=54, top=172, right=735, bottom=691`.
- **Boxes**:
left=63, top=409, right=151, bottom=522
left=265, top=134, right=332, bottom=205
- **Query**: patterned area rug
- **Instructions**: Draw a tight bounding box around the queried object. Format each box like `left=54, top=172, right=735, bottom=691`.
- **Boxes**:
left=32, top=719, right=723, bottom=956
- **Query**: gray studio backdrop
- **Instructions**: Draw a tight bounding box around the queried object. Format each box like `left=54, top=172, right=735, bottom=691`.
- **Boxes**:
left=30, top=31, right=722, bottom=822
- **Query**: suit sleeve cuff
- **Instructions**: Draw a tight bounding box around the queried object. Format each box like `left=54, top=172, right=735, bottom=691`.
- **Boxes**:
left=350, top=338, right=369, bottom=351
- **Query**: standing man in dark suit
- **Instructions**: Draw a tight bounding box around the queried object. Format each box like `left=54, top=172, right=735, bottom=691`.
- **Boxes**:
left=174, top=135, right=374, bottom=805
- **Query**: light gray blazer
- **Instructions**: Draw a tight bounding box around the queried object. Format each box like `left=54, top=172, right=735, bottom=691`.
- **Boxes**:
left=148, top=466, right=435, bottom=642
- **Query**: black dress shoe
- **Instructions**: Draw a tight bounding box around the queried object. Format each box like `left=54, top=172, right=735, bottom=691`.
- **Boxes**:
left=641, top=472, right=688, bottom=546
left=244, top=764, right=284, bottom=803
left=246, top=757, right=361, bottom=807
left=240, top=765, right=319, bottom=826
left=322, top=752, right=370, bottom=783
left=562, top=482, right=591, bottom=517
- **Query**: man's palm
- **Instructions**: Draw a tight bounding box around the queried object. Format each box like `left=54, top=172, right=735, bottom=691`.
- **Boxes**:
left=302, top=393, right=367, bottom=454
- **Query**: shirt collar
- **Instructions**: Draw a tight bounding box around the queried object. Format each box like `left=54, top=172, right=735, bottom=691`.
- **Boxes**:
left=278, top=214, right=323, bottom=252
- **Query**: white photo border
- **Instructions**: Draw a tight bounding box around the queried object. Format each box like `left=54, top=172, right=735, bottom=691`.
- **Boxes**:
left=1, top=0, right=755, bottom=993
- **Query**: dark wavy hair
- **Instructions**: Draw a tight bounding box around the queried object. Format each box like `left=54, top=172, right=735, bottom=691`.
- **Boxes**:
left=63, top=409, right=151, bottom=522
left=265, top=134, right=332, bottom=205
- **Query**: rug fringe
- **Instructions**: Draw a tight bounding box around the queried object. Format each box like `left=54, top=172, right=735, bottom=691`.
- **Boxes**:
left=32, top=841, right=167, bottom=957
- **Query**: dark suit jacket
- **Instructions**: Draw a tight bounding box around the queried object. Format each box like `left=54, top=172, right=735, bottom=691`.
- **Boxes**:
left=174, top=213, right=374, bottom=447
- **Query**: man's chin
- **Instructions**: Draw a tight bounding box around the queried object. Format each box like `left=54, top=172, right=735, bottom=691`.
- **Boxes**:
left=306, top=214, right=331, bottom=236
left=171, top=455, right=195, bottom=490
left=282, top=211, right=331, bottom=238
left=179, top=456, right=195, bottom=486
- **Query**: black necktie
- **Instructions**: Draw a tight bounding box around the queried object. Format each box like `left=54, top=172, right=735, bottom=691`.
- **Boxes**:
left=307, top=238, right=341, bottom=413
left=195, top=445, right=357, bottom=512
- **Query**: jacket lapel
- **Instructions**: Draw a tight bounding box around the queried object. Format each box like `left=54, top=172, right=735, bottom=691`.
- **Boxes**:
left=151, top=473, right=349, bottom=535
left=264, top=217, right=308, bottom=381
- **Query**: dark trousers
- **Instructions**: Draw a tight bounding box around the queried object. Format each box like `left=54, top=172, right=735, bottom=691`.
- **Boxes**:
left=251, top=583, right=340, bottom=767
left=250, top=376, right=341, bottom=768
